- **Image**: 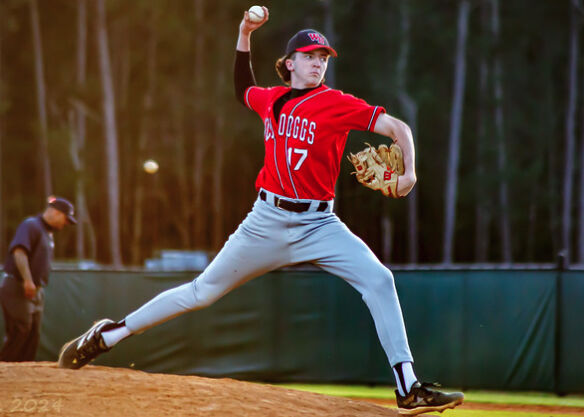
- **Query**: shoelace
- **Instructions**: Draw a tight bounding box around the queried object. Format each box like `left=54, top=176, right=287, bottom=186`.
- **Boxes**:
left=415, top=382, right=446, bottom=400
left=420, top=382, right=442, bottom=389
left=76, top=325, right=106, bottom=356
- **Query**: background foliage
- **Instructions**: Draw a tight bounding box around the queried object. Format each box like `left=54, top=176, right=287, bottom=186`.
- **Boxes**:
left=0, top=0, right=575, bottom=266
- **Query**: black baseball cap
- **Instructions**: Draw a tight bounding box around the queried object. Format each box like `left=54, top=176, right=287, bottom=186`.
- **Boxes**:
left=48, top=196, right=77, bottom=224
left=285, top=29, right=337, bottom=57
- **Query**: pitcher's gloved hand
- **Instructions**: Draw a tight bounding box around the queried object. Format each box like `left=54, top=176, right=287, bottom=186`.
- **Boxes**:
left=347, top=142, right=405, bottom=197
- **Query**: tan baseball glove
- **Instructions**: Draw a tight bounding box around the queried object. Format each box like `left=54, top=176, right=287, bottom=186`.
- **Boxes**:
left=347, top=142, right=405, bottom=197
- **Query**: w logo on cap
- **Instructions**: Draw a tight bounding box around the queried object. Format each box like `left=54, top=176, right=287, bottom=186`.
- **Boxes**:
left=285, top=29, right=338, bottom=57
left=308, top=32, right=326, bottom=45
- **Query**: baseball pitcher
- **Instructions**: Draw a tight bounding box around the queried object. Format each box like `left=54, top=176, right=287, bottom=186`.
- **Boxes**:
left=58, top=8, right=463, bottom=416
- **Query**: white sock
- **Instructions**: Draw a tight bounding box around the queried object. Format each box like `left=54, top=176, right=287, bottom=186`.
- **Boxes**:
left=101, top=325, right=132, bottom=348
left=392, top=362, right=418, bottom=396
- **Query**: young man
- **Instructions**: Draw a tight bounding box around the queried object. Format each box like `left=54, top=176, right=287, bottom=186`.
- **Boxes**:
left=1, top=197, right=76, bottom=361
left=59, top=8, right=463, bottom=416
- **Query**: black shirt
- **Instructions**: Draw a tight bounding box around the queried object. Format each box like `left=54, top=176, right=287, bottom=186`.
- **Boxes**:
left=3, top=215, right=54, bottom=286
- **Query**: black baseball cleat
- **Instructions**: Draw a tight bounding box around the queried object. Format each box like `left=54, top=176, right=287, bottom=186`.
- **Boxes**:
left=396, top=382, right=464, bottom=416
left=58, top=319, right=119, bottom=369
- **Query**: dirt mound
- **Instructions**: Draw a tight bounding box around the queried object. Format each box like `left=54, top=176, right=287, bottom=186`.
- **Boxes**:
left=0, top=362, right=401, bottom=417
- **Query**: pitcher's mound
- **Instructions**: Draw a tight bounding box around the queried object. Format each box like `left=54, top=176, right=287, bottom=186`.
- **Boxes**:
left=0, top=362, right=401, bottom=416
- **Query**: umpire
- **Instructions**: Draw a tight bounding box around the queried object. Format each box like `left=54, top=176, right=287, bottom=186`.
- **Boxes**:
left=0, top=196, right=76, bottom=361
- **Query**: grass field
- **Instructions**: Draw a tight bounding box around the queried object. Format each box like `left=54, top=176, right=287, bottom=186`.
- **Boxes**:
left=276, top=384, right=584, bottom=417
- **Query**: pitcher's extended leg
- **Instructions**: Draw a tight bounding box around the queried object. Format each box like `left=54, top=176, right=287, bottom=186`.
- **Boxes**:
left=59, top=200, right=290, bottom=368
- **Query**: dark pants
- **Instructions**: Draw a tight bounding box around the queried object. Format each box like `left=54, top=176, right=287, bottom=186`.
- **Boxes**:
left=0, top=274, right=44, bottom=361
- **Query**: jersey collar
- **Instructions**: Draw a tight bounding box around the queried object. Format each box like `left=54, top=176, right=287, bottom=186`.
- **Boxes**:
left=290, top=84, right=321, bottom=99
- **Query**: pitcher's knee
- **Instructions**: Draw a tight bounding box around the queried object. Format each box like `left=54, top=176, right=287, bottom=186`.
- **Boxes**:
left=190, top=292, right=216, bottom=309
left=362, top=268, right=396, bottom=298
left=191, top=278, right=227, bottom=310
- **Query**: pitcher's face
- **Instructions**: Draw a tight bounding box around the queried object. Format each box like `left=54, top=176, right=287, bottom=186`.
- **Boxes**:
left=287, top=50, right=329, bottom=89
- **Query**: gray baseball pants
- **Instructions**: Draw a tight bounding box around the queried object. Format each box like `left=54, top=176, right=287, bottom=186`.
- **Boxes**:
left=125, top=191, right=413, bottom=366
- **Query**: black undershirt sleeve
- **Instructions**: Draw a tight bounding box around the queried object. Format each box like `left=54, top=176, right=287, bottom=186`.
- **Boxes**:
left=234, top=51, right=257, bottom=105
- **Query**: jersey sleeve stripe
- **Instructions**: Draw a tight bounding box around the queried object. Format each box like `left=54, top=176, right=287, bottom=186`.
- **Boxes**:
left=367, top=106, right=383, bottom=131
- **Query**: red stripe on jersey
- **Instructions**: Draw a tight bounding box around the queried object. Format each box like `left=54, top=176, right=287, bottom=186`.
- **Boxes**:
left=284, top=88, right=333, bottom=199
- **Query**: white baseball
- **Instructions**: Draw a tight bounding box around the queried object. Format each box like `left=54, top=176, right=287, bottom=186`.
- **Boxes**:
left=248, top=5, right=265, bottom=23
left=143, top=159, right=159, bottom=174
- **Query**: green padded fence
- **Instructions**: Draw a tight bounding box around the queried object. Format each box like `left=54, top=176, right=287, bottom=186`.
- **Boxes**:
left=1, top=268, right=582, bottom=393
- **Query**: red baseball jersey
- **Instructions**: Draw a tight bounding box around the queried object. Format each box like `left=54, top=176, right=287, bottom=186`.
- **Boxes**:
left=245, top=84, right=386, bottom=201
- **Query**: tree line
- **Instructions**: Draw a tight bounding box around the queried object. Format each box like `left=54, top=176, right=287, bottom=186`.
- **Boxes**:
left=0, top=0, right=578, bottom=266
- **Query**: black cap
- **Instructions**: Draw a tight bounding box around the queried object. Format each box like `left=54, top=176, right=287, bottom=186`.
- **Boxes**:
left=285, top=29, right=337, bottom=57
left=48, top=196, right=77, bottom=224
